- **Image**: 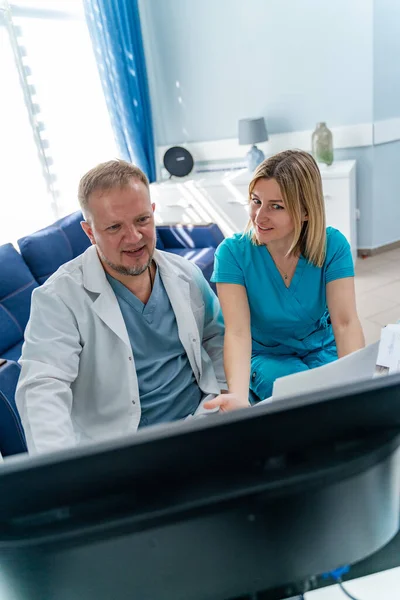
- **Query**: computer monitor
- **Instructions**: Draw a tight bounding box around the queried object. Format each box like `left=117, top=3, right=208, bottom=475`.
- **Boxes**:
left=0, top=372, right=400, bottom=600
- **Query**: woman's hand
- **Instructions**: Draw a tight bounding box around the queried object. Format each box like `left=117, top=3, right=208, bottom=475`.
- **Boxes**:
left=203, top=392, right=250, bottom=413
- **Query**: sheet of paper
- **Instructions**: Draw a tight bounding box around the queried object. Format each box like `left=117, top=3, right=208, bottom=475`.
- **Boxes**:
left=389, top=331, right=400, bottom=375
left=269, top=341, right=380, bottom=401
left=376, top=325, right=400, bottom=368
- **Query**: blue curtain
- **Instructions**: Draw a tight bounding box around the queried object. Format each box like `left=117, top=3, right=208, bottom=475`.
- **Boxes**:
left=84, top=0, right=156, bottom=182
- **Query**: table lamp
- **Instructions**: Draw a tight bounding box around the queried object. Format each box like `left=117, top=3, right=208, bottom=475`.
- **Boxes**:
left=238, top=117, right=268, bottom=172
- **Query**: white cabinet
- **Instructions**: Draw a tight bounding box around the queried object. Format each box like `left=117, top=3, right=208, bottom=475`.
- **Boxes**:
left=151, top=160, right=357, bottom=260
left=319, top=162, right=357, bottom=262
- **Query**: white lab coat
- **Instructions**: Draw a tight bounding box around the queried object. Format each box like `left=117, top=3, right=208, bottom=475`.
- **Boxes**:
left=16, top=246, right=226, bottom=454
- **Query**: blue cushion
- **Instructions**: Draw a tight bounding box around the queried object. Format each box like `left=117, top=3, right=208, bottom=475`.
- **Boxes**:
left=0, top=360, right=27, bottom=456
left=155, top=229, right=165, bottom=250
left=0, top=244, right=38, bottom=357
left=0, top=359, right=20, bottom=409
left=3, top=341, right=24, bottom=362
left=18, top=211, right=91, bottom=284
left=157, top=224, right=224, bottom=249
left=163, top=247, right=216, bottom=289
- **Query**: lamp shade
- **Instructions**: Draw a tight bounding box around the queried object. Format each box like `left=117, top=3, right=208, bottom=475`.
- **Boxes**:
left=238, top=117, right=268, bottom=145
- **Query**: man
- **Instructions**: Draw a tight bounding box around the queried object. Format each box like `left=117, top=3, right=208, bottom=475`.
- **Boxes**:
left=16, top=160, right=228, bottom=454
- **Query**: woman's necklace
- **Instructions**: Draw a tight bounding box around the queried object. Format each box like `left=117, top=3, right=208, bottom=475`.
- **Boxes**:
left=275, top=263, right=289, bottom=281
left=266, top=246, right=298, bottom=284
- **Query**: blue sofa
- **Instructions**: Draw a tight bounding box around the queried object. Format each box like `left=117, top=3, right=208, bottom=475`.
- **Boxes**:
left=18, top=211, right=224, bottom=287
left=0, top=211, right=224, bottom=455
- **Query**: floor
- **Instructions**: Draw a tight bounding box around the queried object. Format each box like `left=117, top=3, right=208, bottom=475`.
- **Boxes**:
left=354, top=247, right=400, bottom=343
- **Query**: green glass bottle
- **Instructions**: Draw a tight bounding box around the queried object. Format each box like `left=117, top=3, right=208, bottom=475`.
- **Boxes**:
left=312, top=122, right=334, bottom=166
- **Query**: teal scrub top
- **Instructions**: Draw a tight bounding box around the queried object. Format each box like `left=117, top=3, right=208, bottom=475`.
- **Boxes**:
left=211, top=227, right=354, bottom=357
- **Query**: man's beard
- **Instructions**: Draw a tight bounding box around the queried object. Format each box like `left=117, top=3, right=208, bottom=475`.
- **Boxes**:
left=99, top=246, right=154, bottom=277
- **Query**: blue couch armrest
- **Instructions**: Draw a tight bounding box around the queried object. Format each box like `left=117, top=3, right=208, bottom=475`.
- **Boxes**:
left=156, top=224, right=224, bottom=249
left=0, top=360, right=27, bottom=456
left=0, top=243, right=38, bottom=359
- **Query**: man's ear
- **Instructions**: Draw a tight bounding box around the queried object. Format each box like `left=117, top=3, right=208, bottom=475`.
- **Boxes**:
left=81, top=220, right=96, bottom=245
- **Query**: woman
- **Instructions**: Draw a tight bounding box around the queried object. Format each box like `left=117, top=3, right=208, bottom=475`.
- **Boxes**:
left=205, top=149, right=364, bottom=411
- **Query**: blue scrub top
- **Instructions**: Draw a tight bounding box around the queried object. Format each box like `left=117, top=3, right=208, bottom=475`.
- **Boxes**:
left=211, top=227, right=354, bottom=357
left=106, top=268, right=202, bottom=427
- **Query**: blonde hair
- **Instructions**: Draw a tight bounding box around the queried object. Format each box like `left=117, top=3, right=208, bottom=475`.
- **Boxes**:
left=78, top=159, right=149, bottom=220
left=245, top=149, right=326, bottom=267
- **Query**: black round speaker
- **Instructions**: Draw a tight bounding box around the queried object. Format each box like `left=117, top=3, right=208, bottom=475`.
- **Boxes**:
left=163, top=146, right=194, bottom=177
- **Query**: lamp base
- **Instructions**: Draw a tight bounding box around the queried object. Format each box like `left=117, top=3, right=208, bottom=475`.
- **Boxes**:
left=246, top=145, right=265, bottom=172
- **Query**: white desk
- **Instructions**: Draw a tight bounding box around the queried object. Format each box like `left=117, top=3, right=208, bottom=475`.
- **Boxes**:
left=151, top=160, right=357, bottom=261
left=306, top=565, right=400, bottom=599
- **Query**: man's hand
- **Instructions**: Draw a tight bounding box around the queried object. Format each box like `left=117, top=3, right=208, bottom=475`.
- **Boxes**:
left=203, top=393, right=250, bottom=413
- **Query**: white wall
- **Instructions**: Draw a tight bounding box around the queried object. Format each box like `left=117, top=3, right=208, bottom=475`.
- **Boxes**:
left=141, top=0, right=373, bottom=146
left=371, top=0, right=400, bottom=248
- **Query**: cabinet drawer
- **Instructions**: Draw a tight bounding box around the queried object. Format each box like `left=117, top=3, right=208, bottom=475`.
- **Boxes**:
left=322, top=178, right=351, bottom=241
left=154, top=205, right=187, bottom=224
left=151, top=186, right=188, bottom=208
left=322, top=178, right=349, bottom=203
